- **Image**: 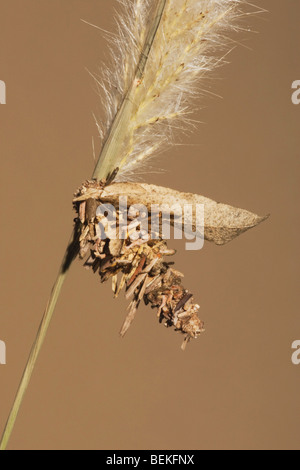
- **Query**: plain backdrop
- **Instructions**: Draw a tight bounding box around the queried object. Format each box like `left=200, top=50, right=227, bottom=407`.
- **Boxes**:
left=0, top=0, right=299, bottom=450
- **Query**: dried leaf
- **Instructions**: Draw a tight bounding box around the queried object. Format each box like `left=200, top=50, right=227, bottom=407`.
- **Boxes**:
left=120, top=301, right=138, bottom=338
left=101, top=182, right=269, bottom=245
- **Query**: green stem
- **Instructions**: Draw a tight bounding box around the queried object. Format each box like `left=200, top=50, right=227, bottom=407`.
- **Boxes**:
left=0, top=229, right=79, bottom=451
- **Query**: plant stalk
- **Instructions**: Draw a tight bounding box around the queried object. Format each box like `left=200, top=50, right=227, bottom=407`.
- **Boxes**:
left=0, top=229, right=80, bottom=450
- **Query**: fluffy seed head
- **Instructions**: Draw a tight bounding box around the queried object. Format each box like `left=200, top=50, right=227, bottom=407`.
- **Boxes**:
left=92, top=0, right=254, bottom=180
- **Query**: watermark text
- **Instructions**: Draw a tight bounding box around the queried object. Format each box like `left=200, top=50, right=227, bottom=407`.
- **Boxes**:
left=291, top=340, right=300, bottom=365
left=291, top=80, right=300, bottom=105
left=96, top=198, right=204, bottom=251
left=0, top=80, right=6, bottom=104
left=0, top=340, right=6, bottom=365
left=106, top=453, right=195, bottom=466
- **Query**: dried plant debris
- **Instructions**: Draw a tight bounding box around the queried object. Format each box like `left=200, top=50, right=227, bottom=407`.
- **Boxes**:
left=73, top=179, right=267, bottom=349
left=74, top=180, right=205, bottom=349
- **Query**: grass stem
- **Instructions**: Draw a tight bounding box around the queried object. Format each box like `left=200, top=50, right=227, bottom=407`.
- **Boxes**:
left=0, top=229, right=79, bottom=450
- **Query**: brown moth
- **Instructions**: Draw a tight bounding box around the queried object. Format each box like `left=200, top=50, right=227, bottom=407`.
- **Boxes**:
left=73, top=179, right=267, bottom=349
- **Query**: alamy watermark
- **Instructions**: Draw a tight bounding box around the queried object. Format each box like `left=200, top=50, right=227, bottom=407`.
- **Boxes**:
left=291, top=340, right=300, bottom=366
left=96, top=197, right=205, bottom=251
left=291, top=80, right=300, bottom=105
left=0, top=340, right=6, bottom=365
left=106, top=454, right=195, bottom=467
left=0, top=80, right=6, bottom=104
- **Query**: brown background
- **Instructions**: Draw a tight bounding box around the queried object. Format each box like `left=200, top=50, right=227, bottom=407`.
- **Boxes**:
left=0, top=0, right=299, bottom=450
